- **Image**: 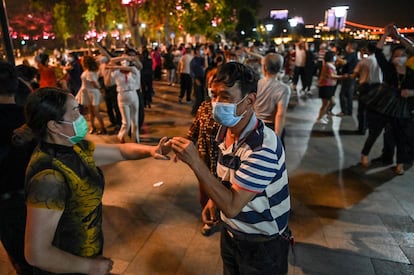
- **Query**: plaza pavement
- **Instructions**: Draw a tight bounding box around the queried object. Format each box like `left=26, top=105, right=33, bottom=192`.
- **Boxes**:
left=1, top=79, right=413, bottom=275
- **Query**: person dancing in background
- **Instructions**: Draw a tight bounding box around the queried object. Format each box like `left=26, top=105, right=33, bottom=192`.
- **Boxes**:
left=316, top=51, right=347, bottom=124
left=79, top=55, right=107, bottom=135
left=107, top=55, right=142, bottom=143
left=373, top=24, right=414, bottom=175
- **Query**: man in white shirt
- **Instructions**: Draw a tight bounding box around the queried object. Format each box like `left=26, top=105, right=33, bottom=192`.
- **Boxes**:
left=351, top=43, right=383, bottom=135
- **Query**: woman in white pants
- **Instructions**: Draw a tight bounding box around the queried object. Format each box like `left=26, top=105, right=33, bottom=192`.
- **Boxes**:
left=107, top=56, right=141, bottom=143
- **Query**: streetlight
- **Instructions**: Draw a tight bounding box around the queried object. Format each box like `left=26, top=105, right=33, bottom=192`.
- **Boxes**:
left=332, top=6, right=348, bottom=42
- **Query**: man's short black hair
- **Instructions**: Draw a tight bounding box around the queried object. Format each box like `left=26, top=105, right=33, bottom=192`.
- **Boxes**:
left=214, top=62, right=259, bottom=97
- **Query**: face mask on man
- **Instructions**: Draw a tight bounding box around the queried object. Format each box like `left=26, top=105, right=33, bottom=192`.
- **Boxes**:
left=211, top=95, right=248, bottom=127
left=392, top=56, right=408, bottom=67
left=59, top=115, right=89, bottom=144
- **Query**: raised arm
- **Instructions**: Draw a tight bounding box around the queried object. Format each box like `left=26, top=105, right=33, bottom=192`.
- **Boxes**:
left=390, top=25, right=414, bottom=55
left=94, top=42, right=113, bottom=59
left=93, top=137, right=171, bottom=166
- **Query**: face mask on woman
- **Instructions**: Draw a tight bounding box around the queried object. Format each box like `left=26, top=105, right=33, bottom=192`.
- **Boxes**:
left=211, top=95, right=248, bottom=127
left=392, top=56, right=408, bottom=67
left=59, top=115, right=89, bottom=144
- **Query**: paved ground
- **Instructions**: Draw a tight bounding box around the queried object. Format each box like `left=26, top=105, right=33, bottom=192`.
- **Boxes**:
left=1, top=78, right=414, bottom=275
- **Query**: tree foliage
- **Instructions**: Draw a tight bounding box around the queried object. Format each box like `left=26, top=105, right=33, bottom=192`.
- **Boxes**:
left=53, top=2, right=71, bottom=47
left=8, top=0, right=262, bottom=48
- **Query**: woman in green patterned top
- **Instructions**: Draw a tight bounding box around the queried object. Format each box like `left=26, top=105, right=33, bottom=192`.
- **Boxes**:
left=23, top=87, right=170, bottom=275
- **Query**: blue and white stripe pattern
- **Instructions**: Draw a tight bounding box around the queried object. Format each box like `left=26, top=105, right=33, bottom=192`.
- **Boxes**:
left=217, top=114, right=290, bottom=236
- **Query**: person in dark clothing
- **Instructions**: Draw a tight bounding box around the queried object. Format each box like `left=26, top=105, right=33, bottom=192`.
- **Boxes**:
left=99, top=55, right=122, bottom=128
left=0, top=61, right=36, bottom=275
left=140, top=48, right=154, bottom=109
left=190, top=46, right=206, bottom=115
left=337, top=42, right=358, bottom=116
left=303, top=43, right=317, bottom=94
left=373, top=24, right=414, bottom=175
left=64, top=52, right=83, bottom=96
left=163, top=45, right=177, bottom=86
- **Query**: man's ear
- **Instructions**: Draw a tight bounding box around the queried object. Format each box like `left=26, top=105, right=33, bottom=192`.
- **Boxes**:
left=247, top=93, right=256, bottom=106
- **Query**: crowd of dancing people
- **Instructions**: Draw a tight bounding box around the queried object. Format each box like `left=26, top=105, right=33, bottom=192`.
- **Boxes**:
left=1, top=21, right=414, bottom=274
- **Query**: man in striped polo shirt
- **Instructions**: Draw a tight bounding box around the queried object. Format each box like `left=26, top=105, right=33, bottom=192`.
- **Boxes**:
left=168, top=62, right=291, bottom=275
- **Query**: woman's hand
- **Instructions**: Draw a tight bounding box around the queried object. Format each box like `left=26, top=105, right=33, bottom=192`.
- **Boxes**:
left=88, top=256, right=113, bottom=275
left=152, top=136, right=172, bottom=160
left=401, top=89, right=414, bottom=98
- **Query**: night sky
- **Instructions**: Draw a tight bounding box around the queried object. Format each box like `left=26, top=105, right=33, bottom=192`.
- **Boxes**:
left=259, top=0, right=413, bottom=27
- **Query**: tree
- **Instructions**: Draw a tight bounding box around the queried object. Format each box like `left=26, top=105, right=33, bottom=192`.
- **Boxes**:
left=53, top=3, right=71, bottom=48
left=84, top=0, right=126, bottom=46
left=235, top=7, right=257, bottom=43
left=27, top=0, right=88, bottom=48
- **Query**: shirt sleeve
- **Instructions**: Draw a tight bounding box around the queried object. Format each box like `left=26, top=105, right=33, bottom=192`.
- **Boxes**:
left=26, top=169, right=68, bottom=210
left=280, top=85, right=291, bottom=107
left=233, top=147, right=278, bottom=193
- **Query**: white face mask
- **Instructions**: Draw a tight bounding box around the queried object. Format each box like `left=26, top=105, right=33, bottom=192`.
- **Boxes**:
left=392, top=56, right=408, bottom=67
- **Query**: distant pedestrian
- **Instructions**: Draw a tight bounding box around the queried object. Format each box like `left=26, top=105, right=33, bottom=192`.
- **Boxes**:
left=151, top=46, right=162, bottom=81
left=190, top=46, right=205, bottom=115
left=316, top=51, right=347, bottom=124
left=177, top=47, right=193, bottom=104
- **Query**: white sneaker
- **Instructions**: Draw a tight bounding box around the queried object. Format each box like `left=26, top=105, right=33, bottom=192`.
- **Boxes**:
left=322, top=114, right=330, bottom=121
left=316, top=118, right=328, bottom=124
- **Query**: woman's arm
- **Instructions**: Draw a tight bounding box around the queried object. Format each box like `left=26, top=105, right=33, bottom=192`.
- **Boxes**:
left=109, top=55, right=137, bottom=65
left=91, top=72, right=101, bottom=89
left=243, top=47, right=263, bottom=61
left=375, top=24, right=395, bottom=77
left=25, top=207, right=112, bottom=275
left=391, top=25, right=414, bottom=55
left=377, top=24, right=393, bottom=50
left=327, top=63, right=346, bottom=80
left=94, top=42, right=113, bottom=59
left=25, top=172, right=113, bottom=275
left=93, top=137, right=171, bottom=166
left=274, top=101, right=287, bottom=137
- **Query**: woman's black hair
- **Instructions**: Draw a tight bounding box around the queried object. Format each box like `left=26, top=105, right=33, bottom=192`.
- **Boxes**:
left=391, top=44, right=407, bottom=58
left=39, top=53, right=49, bottom=66
left=82, top=55, right=99, bottom=71
left=214, top=62, right=259, bottom=97
left=324, top=51, right=336, bottom=62
left=25, top=87, right=70, bottom=140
